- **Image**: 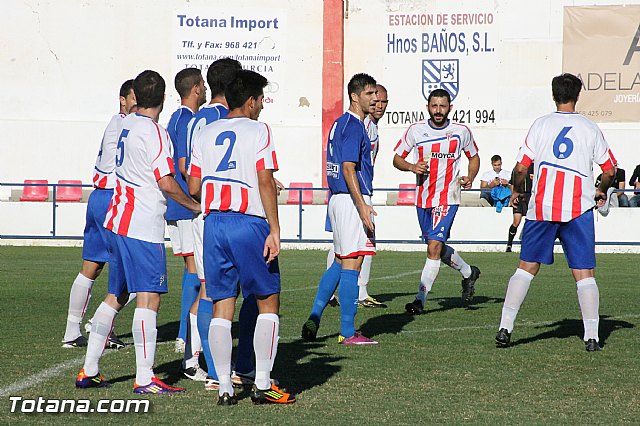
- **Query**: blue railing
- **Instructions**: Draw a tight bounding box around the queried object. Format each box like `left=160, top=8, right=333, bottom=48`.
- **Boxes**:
left=1, top=182, right=639, bottom=245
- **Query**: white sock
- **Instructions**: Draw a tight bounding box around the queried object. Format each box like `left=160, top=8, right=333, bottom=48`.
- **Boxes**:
left=441, top=246, right=471, bottom=277
left=64, top=273, right=94, bottom=342
left=184, top=313, right=202, bottom=369
left=254, top=313, right=279, bottom=390
left=499, top=268, right=534, bottom=332
left=209, top=318, right=233, bottom=396
left=358, top=256, right=372, bottom=301
left=83, top=302, right=117, bottom=376
left=417, top=258, right=440, bottom=305
left=576, top=277, right=599, bottom=342
left=132, top=308, right=157, bottom=386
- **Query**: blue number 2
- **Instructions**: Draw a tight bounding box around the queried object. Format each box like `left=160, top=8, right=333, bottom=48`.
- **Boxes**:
left=115, top=129, right=129, bottom=167
left=553, top=126, right=574, bottom=160
left=215, top=131, right=237, bottom=171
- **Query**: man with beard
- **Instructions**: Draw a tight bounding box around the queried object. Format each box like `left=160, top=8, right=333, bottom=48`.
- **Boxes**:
left=392, top=88, right=481, bottom=314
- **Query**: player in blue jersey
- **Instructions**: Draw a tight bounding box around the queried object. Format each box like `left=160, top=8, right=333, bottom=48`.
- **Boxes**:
left=302, top=73, right=379, bottom=345
left=62, top=80, right=136, bottom=349
left=166, top=67, right=208, bottom=380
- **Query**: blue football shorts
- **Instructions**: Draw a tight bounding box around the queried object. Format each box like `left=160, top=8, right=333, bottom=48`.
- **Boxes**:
left=82, top=188, right=114, bottom=263
left=416, top=205, right=459, bottom=243
left=108, top=234, right=168, bottom=296
left=520, top=209, right=596, bottom=269
left=203, top=211, right=280, bottom=301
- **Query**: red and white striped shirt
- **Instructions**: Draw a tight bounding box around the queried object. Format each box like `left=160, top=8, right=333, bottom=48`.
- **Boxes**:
left=394, top=120, right=479, bottom=208
left=104, top=113, right=175, bottom=243
left=190, top=117, right=278, bottom=218
left=518, top=112, right=615, bottom=222
left=364, top=115, right=379, bottom=164
left=93, top=113, right=126, bottom=189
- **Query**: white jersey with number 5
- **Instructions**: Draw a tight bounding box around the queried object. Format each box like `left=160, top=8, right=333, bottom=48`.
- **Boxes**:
left=517, top=111, right=615, bottom=222
left=93, top=113, right=126, bottom=189
left=104, top=113, right=175, bottom=243
left=190, top=117, right=278, bottom=218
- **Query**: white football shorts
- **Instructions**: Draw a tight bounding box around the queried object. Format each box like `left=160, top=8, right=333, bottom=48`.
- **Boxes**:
left=166, top=219, right=194, bottom=257
left=328, top=193, right=376, bottom=258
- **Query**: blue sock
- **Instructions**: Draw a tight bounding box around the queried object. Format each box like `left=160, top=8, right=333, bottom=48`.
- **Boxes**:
left=338, top=269, right=359, bottom=338
left=197, top=298, right=216, bottom=380
left=178, top=271, right=200, bottom=341
left=309, top=261, right=342, bottom=324
left=235, top=295, right=258, bottom=374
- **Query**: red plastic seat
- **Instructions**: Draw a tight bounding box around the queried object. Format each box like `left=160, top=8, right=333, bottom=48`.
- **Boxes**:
left=20, top=180, right=49, bottom=202
left=57, top=180, right=83, bottom=202
left=397, top=183, right=416, bottom=205
left=286, top=182, right=314, bottom=205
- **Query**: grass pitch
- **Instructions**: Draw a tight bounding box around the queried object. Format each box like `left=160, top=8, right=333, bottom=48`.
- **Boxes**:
left=0, top=247, right=638, bottom=424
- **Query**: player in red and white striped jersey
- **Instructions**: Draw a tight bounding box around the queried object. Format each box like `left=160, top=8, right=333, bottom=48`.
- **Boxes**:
left=496, top=73, right=615, bottom=352
left=62, top=80, right=136, bottom=349
left=188, top=70, right=294, bottom=405
left=76, top=70, right=200, bottom=394
left=393, top=88, right=481, bottom=314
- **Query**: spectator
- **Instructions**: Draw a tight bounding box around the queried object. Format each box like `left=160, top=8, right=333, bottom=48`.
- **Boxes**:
left=480, top=154, right=511, bottom=206
left=627, top=164, right=640, bottom=207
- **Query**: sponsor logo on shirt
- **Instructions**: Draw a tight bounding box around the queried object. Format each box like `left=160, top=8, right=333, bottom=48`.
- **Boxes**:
left=430, top=152, right=456, bottom=159
left=326, top=162, right=340, bottom=179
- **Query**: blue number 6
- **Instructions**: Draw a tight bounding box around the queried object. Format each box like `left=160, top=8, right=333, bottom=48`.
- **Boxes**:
left=115, top=129, right=129, bottom=167
left=215, top=131, right=237, bottom=171
left=553, top=126, right=574, bottom=160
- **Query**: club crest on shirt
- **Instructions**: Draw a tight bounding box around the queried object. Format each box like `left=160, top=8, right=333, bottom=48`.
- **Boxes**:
left=422, top=59, right=459, bottom=102
left=431, top=205, right=450, bottom=229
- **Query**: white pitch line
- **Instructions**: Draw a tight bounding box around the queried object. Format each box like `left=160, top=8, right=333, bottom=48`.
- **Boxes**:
left=0, top=356, right=84, bottom=397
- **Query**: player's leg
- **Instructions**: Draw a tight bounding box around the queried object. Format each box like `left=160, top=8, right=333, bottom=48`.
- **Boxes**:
left=326, top=246, right=340, bottom=307
left=63, top=261, right=103, bottom=347
left=357, top=255, right=386, bottom=308
left=181, top=297, right=206, bottom=381
left=496, top=219, right=555, bottom=346
left=209, top=297, right=237, bottom=404
left=507, top=212, right=523, bottom=252
left=234, top=294, right=258, bottom=379
left=560, top=211, right=601, bottom=351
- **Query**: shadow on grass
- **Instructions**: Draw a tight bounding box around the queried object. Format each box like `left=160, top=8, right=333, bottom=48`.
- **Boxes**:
left=509, top=315, right=634, bottom=348
left=368, top=291, right=415, bottom=304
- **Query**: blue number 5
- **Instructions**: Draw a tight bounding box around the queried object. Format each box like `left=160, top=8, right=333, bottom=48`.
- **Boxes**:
left=215, top=131, right=237, bottom=171
left=553, top=126, right=574, bottom=160
left=116, top=129, right=129, bottom=167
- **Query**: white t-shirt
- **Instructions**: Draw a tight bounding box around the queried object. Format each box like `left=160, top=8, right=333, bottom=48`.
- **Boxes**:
left=93, top=113, right=126, bottom=189
left=104, top=113, right=175, bottom=243
left=517, top=111, right=615, bottom=222
left=190, top=117, right=278, bottom=218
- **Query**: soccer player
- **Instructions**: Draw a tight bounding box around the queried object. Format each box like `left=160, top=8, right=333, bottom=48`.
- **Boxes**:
left=165, top=67, right=207, bottom=381
left=495, top=73, right=615, bottom=352
left=326, top=84, right=389, bottom=309
left=185, top=58, right=258, bottom=391
left=506, top=162, right=534, bottom=252
left=393, top=88, right=481, bottom=314
left=188, top=69, right=295, bottom=405
left=301, top=73, right=379, bottom=345
left=75, top=70, right=200, bottom=393
left=61, top=79, right=136, bottom=349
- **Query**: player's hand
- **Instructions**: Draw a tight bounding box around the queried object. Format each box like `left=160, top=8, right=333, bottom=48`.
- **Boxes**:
left=190, top=201, right=201, bottom=215
left=358, top=204, right=377, bottom=232
left=263, top=232, right=280, bottom=264
left=510, top=191, right=521, bottom=207
left=410, top=161, right=429, bottom=175
left=594, top=189, right=607, bottom=204
left=458, top=176, right=473, bottom=189
left=274, top=178, right=285, bottom=196
left=499, top=178, right=509, bottom=186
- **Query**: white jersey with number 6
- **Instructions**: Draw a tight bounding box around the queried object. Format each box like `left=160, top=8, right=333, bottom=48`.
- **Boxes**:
left=517, top=111, right=615, bottom=222
left=190, top=117, right=278, bottom=218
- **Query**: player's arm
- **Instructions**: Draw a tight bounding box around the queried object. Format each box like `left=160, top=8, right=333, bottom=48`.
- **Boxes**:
left=178, top=157, right=188, bottom=181
left=459, top=154, right=480, bottom=189
left=343, top=161, right=376, bottom=232
left=158, top=175, right=200, bottom=214
left=258, top=169, right=280, bottom=264
left=509, top=162, right=529, bottom=206
left=392, top=154, right=428, bottom=174
left=188, top=175, right=201, bottom=202
left=596, top=167, right=615, bottom=203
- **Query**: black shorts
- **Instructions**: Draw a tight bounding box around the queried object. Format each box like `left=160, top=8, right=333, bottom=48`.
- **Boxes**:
left=513, top=193, right=531, bottom=215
